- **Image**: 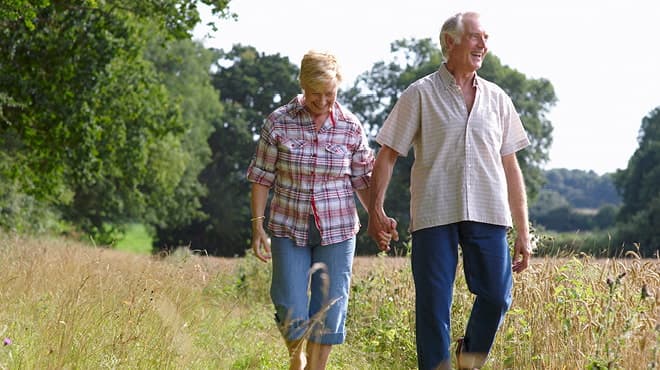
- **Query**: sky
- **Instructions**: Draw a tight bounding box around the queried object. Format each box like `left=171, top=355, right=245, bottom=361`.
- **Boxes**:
left=193, top=0, right=660, bottom=175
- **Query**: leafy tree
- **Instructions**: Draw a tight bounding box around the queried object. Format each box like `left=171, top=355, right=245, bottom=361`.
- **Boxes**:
left=0, top=1, right=233, bottom=240
left=143, top=34, right=222, bottom=231
left=613, top=107, right=660, bottom=256
left=155, top=45, right=300, bottom=256
left=343, top=38, right=556, bottom=252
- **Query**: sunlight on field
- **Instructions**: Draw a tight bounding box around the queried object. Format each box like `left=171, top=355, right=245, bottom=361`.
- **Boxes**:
left=115, top=223, right=153, bottom=254
left=0, top=233, right=658, bottom=369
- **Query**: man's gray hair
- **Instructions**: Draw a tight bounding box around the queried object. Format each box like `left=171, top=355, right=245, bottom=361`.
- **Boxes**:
left=439, top=12, right=479, bottom=62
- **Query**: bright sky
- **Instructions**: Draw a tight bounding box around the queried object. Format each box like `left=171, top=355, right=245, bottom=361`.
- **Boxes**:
left=193, top=0, right=660, bottom=175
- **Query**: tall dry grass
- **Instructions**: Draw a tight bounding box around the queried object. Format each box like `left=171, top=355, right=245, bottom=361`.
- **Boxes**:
left=0, top=233, right=283, bottom=369
left=1, top=233, right=658, bottom=369
left=348, top=255, right=659, bottom=369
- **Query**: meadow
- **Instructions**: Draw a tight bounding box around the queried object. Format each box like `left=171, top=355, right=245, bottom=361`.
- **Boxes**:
left=0, top=233, right=658, bottom=369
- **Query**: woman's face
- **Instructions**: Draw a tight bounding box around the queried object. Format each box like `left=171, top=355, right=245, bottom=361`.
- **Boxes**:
left=302, top=80, right=338, bottom=117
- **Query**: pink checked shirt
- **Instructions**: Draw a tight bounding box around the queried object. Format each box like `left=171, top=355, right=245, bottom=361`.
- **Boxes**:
left=247, top=95, right=374, bottom=247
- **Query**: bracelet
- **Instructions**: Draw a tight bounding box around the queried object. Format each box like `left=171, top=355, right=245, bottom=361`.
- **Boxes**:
left=250, top=216, right=265, bottom=222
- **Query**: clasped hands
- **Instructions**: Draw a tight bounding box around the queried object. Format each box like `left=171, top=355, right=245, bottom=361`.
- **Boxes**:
left=367, top=211, right=399, bottom=252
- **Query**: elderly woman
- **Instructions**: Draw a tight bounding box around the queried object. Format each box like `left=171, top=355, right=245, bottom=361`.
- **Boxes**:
left=247, top=50, right=392, bottom=370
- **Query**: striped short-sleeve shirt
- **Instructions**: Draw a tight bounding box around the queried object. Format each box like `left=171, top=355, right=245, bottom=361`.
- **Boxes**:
left=247, top=95, right=374, bottom=246
left=376, top=64, right=530, bottom=232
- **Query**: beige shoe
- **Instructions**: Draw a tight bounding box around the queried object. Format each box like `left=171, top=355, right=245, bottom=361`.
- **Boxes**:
left=455, top=337, right=481, bottom=370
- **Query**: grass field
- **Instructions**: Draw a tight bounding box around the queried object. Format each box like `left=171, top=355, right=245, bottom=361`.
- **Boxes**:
left=114, top=223, right=153, bottom=255
left=0, top=233, right=658, bottom=369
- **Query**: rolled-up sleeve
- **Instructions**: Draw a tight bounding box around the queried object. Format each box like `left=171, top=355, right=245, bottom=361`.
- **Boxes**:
left=349, top=127, right=374, bottom=190
left=246, top=121, right=278, bottom=187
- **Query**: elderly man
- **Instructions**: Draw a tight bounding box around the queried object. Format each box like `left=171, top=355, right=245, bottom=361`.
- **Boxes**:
left=368, top=11, right=532, bottom=370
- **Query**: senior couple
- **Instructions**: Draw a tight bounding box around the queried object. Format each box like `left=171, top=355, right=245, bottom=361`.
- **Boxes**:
left=247, top=11, right=532, bottom=370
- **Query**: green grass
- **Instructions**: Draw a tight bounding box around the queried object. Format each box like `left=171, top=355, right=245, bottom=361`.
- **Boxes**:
left=115, top=223, right=153, bottom=254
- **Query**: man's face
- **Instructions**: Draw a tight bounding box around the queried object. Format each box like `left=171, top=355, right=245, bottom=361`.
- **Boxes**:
left=449, top=15, right=489, bottom=71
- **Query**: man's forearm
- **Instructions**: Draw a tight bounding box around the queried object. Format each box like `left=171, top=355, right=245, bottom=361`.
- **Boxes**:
left=368, top=146, right=398, bottom=213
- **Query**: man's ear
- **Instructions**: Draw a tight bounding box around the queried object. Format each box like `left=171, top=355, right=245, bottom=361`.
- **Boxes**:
left=443, top=33, right=455, bottom=51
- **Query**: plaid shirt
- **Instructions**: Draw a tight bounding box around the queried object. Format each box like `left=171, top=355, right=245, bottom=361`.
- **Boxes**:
left=247, top=95, right=374, bottom=247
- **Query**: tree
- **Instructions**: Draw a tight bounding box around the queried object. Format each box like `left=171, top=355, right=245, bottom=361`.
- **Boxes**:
left=343, top=38, right=557, bottom=252
left=0, top=1, right=233, bottom=240
left=613, top=107, right=660, bottom=256
left=142, top=34, right=224, bottom=231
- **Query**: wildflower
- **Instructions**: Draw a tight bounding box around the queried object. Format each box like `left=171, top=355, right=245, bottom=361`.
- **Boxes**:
left=3, top=338, right=10, bottom=346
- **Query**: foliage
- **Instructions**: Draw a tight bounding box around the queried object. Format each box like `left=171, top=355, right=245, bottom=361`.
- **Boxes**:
left=0, top=1, right=232, bottom=243
left=0, top=0, right=50, bottom=30
left=614, top=107, right=660, bottom=257
left=211, top=44, right=300, bottom=135
left=142, top=34, right=223, bottom=230
left=530, top=169, right=621, bottom=233
left=343, top=38, right=556, bottom=252
left=348, top=258, right=417, bottom=367
left=0, top=180, right=63, bottom=234
left=541, top=169, right=621, bottom=209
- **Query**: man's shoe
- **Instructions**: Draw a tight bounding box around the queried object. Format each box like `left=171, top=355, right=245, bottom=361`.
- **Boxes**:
left=455, top=337, right=480, bottom=369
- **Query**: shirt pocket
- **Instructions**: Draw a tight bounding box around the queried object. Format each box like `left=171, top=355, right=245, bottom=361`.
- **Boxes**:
left=472, top=109, right=502, bottom=147
left=280, top=138, right=306, bottom=153
left=323, top=143, right=351, bottom=177
left=277, top=138, right=307, bottom=176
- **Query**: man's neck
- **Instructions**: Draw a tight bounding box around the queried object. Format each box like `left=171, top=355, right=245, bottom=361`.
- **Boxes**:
left=444, top=62, right=476, bottom=87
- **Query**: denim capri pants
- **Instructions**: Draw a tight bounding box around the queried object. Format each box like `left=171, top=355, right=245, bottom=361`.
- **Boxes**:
left=269, top=218, right=356, bottom=345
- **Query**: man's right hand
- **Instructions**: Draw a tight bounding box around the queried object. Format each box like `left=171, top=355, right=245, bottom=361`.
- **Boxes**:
left=368, top=210, right=399, bottom=252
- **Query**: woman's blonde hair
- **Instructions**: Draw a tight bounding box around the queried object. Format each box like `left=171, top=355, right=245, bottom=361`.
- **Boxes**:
left=299, top=50, right=342, bottom=91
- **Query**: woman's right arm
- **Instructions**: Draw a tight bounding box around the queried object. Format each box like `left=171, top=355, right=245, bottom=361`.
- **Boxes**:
left=250, top=183, right=272, bottom=262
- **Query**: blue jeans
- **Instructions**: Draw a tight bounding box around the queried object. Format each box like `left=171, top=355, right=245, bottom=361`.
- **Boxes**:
left=411, top=222, right=513, bottom=370
left=269, top=220, right=356, bottom=345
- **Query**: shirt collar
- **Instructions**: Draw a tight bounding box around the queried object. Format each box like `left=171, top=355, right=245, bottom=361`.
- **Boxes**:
left=287, top=94, right=341, bottom=127
left=438, top=63, right=480, bottom=90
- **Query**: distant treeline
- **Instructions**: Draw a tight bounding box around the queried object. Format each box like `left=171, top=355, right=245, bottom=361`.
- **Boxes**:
left=530, top=169, right=620, bottom=232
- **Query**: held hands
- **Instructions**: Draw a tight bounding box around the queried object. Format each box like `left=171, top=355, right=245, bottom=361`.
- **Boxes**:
left=368, top=210, right=399, bottom=252
left=251, top=221, right=271, bottom=263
